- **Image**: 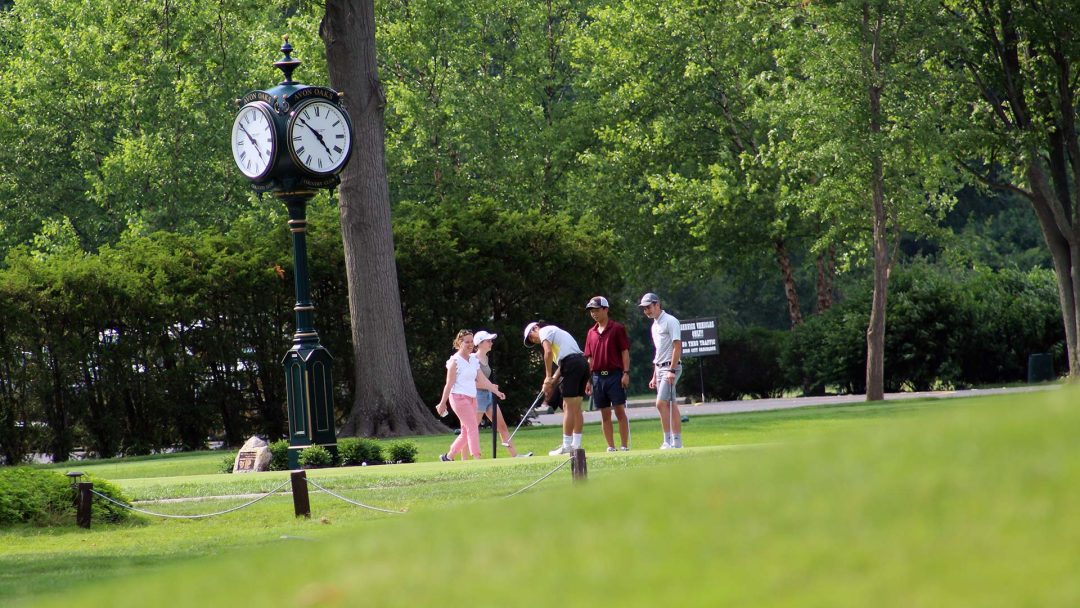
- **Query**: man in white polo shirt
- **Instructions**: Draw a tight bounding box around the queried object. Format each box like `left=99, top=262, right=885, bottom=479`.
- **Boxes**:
left=639, top=292, right=683, bottom=449
left=523, top=321, right=590, bottom=455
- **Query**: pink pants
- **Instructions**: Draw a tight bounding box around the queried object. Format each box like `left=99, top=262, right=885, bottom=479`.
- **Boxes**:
left=448, top=393, right=481, bottom=459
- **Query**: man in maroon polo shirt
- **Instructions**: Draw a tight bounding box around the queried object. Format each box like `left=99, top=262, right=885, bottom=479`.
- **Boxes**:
left=583, top=296, right=632, bottom=451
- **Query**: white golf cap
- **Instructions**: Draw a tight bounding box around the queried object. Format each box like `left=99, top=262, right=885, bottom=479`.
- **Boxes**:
left=474, top=330, right=497, bottom=343
left=585, top=296, right=609, bottom=309
left=522, top=322, right=540, bottom=346
left=638, top=292, right=660, bottom=306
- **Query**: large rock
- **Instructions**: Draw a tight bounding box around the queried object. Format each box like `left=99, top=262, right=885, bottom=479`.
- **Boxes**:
left=233, top=436, right=271, bottom=473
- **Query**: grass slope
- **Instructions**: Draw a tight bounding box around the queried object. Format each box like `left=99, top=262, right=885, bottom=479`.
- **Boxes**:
left=8, top=389, right=1080, bottom=606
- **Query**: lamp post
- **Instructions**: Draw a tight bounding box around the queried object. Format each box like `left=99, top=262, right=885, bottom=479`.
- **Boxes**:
left=230, top=37, right=354, bottom=468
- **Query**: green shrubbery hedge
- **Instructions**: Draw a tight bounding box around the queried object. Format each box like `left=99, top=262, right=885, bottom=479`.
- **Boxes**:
left=0, top=200, right=621, bottom=465
left=682, top=264, right=1064, bottom=399
left=0, top=468, right=132, bottom=527
left=337, top=438, right=384, bottom=466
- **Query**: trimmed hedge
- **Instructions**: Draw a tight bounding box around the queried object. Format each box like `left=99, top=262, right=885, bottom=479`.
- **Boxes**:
left=681, top=327, right=788, bottom=401
left=338, top=438, right=384, bottom=466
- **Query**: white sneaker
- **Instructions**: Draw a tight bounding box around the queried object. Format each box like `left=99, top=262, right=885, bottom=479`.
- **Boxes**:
left=515, top=451, right=534, bottom=458
left=659, top=442, right=673, bottom=450
left=549, top=445, right=573, bottom=456
left=672, top=438, right=683, bottom=448
left=619, top=446, right=630, bottom=451
left=606, top=446, right=617, bottom=452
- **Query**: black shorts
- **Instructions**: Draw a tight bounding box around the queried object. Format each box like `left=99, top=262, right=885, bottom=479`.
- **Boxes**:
left=590, top=371, right=627, bottom=409
left=558, top=354, right=590, bottom=398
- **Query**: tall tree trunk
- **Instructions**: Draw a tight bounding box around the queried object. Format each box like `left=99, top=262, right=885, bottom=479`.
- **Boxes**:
left=815, top=246, right=835, bottom=313
left=774, top=238, right=803, bottom=327
left=1026, top=162, right=1080, bottom=377
left=962, top=0, right=1080, bottom=379
left=864, top=4, right=888, bottom=402
left=321, top=0, right=448, bottom=436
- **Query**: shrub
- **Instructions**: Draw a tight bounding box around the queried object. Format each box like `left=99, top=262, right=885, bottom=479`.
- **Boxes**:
left=0, top=467, right=132, bottom=527
left=268, top=440, right=289, bottom=471
left=782, top=263, right=1065, bottom=394
left=219, top=454, right=235, bottom=474
left=387, top=441, right=418, bottom=464
left=85, top=475, right=133, bottom=524
left=684, top=327, right=790, bottom=402
left=297, top=445, right=333, bottom=469
left=338, top=437, right=384, bottom=466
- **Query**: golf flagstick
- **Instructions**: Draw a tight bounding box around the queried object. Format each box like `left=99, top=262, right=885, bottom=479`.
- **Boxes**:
left=504, top=390, right=545, bottom=447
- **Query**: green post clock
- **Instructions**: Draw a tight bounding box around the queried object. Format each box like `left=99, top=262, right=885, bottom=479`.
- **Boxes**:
left=231, top=37, right=354, bottom=469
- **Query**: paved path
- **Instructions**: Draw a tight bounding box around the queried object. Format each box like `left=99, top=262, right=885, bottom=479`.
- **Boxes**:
left=532, top=384, right=1058, bottom=427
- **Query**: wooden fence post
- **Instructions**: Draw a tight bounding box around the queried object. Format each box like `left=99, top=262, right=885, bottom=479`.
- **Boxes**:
left=571, top=448, right=588, bottom=482
left=291, top=470, right=311, bottom=518
left=76, top=482, right=93, bottom=529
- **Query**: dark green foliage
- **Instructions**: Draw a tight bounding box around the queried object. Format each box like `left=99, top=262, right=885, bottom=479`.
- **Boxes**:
left=683, top=328, right=789, bottom=401
left=393, top=199, right=621, bottom=427
left=0, top=468, right=72, bottom=526
left=337, top=438, right=384, bottom=466
left=386, top=441, right=419, bottom=464
left=84, top=474, right=132, bottom=524
left=297, top=445, right=333, bottom=469
left=783, top=264, right=1064, bottom=393
left=0, top=214, right=295, bottom=462
left=219, top=455, right=235, bottom=474
left=268, top=440, right=290, bottom=472
left=0, top=468, right=131, bottom=527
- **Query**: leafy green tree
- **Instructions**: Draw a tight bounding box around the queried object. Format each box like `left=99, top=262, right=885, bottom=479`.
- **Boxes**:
left=938, top=0, right=1080, bottom=378
left=765, top=0, right=960, bottom=399
left=376, top=0, right=597, bottom=213
left=320, top=0, right=448, bottom=436
left=0, top=0, right=284, bottom=250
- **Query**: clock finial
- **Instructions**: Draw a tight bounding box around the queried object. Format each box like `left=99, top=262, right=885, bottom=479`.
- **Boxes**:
left=274, top=35, right=302, bottom=85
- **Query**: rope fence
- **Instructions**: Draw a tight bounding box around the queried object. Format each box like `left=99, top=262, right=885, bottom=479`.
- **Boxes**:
left=304, top=477, right=407, bottom=514
left=68, top=448, right=588, bottom=528
left=504, top=456, right=572, bottom=498
left=89, top=478, right=292, bottom=520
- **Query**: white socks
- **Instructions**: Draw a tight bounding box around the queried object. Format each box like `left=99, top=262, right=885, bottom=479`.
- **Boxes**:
left=571, top=433, right=582, bottom=449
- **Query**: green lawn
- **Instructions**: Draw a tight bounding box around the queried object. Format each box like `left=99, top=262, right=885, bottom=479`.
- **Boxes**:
left=5, top=388, right=1079, bottom=606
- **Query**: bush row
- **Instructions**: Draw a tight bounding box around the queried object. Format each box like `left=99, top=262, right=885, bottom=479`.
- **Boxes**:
left=0, top=468, right=132, bottom=527
left=220, top=438, right=420, bottom=472
left=0, top=200, right=621, bottom=464
left=681, top=264, right=1065, bottom=399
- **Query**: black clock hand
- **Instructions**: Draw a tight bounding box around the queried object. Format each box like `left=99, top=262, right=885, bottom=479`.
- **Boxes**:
left=298, top=117, right=334, bottom=156
left=238, top=123, right=263, bottom=156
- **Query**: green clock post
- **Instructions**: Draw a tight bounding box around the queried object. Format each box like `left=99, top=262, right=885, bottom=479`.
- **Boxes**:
left=230, top=37, right=354, bottom=468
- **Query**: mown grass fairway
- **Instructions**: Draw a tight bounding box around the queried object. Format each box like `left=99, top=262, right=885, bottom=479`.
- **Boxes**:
left=4, top=388, right=1079, bottom=606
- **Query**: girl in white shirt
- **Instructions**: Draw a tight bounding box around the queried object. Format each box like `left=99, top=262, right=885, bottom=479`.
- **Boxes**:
left=436, top=329, right=505, bottom=461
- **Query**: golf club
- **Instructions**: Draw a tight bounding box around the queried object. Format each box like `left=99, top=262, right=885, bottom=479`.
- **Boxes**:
left=504, top=389, right=545, bottom=446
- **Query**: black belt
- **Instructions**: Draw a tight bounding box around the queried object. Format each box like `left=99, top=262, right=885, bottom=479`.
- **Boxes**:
left=594, top=370, right=622, bottom=376
left=657, top=361, right=672, bottom=367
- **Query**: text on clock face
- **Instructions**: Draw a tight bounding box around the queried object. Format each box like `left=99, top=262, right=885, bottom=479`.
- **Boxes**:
left=289, top=101, right=351, bottom=173
left=231, top=102, right=277, bottom=179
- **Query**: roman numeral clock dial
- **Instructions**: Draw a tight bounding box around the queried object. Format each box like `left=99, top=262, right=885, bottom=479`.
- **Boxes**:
left=287, top=100, right=352, bottom=176
left=230, top=102, right=277, bottom=180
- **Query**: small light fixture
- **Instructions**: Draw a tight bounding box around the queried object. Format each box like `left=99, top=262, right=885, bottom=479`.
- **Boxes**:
left=66, top=471, right=84, bottom=486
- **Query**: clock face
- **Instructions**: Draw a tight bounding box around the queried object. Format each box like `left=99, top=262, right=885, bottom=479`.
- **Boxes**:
left=231, top=102, right=277, bottom=180
left=287, top=100, right=352, bottom=175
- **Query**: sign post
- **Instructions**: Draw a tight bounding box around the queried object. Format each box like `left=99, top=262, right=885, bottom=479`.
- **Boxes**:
left=679, top=318, right=718, bottom=403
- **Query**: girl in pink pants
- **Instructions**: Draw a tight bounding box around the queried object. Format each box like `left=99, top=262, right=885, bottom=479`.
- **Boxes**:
left=435, top=330, right=505, bottom=461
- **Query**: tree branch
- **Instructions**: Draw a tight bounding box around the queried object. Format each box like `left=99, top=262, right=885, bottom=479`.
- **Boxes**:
left=954, top=156, right=1033, bottom=200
